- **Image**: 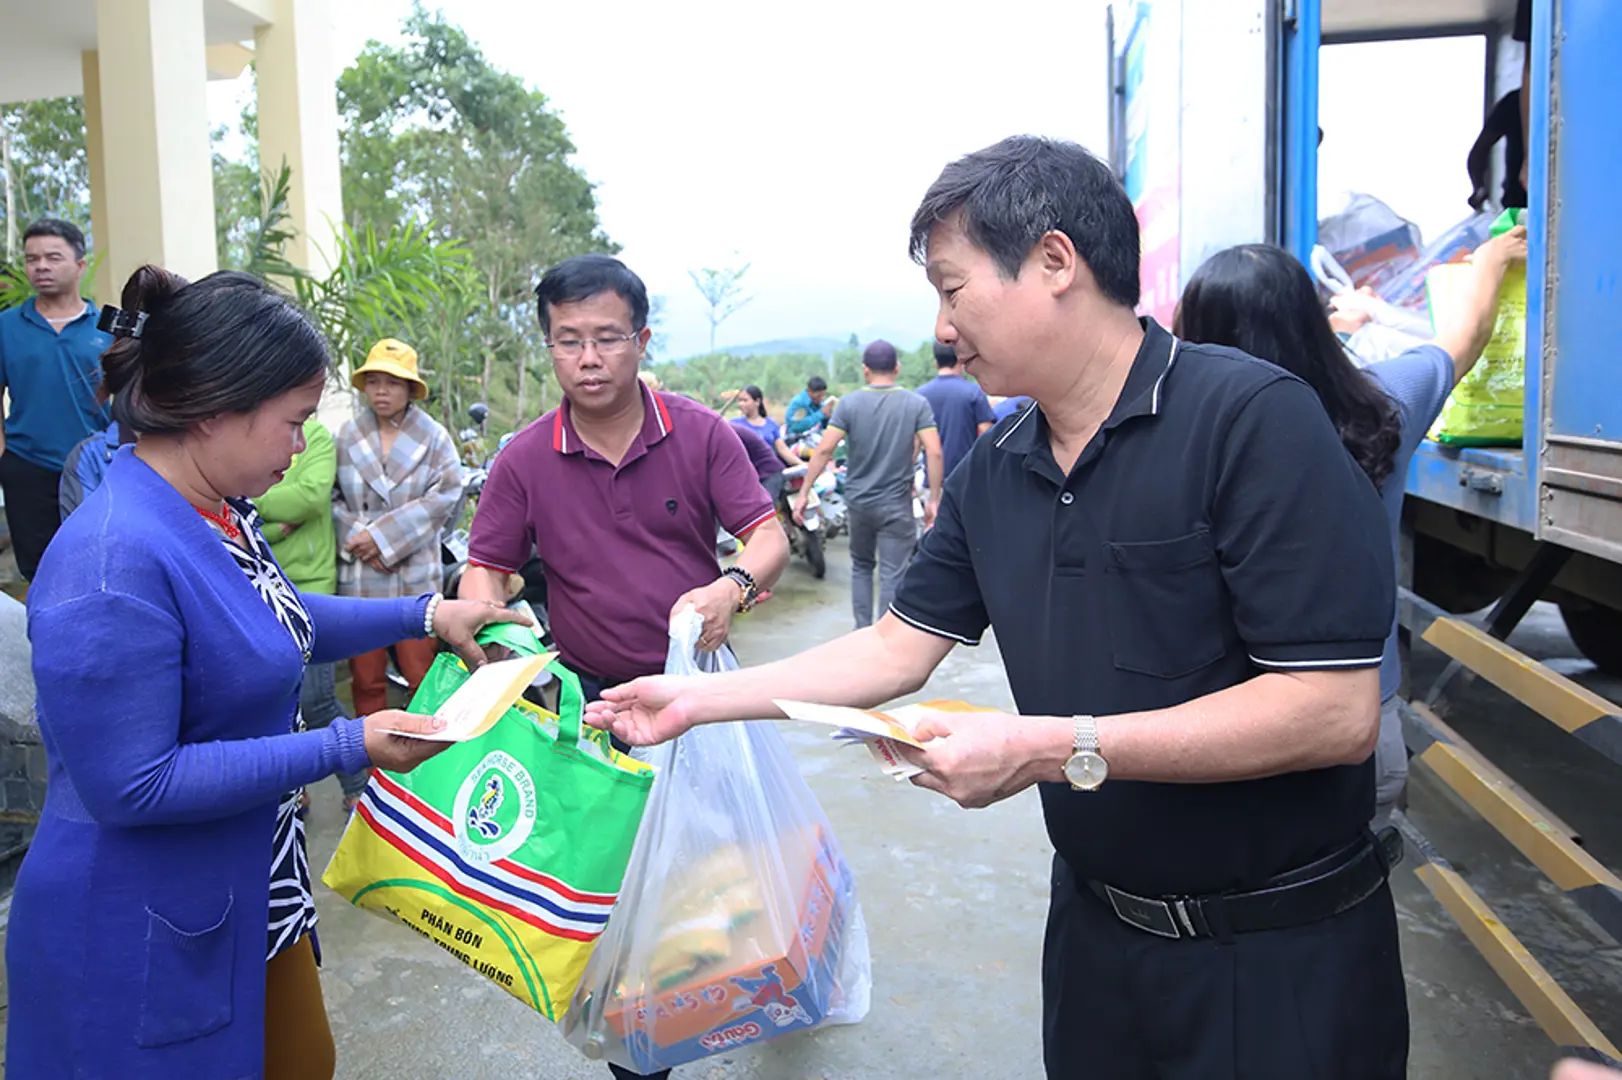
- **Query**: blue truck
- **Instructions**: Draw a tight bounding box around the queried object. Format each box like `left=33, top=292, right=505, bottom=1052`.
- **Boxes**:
left=1107, top=0, right=1622, bottom=676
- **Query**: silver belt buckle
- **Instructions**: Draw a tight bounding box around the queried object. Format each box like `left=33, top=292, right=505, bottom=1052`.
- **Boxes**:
left=1103, top=884, right=1184, bottom=939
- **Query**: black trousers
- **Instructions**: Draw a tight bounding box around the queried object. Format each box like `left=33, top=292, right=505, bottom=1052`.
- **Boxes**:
left=1043, top=855, right=1408, bottom=1079
left=0, top=450, right=63, bottom=581
left=576, top=669, right=673, bottom=1080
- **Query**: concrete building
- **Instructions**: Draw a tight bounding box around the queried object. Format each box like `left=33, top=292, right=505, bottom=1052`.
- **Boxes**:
left=0, top=0, right=344, bottom=297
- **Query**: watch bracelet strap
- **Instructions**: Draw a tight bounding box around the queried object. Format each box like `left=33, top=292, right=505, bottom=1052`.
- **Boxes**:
left=1073, top=714, right=1098, bottom=755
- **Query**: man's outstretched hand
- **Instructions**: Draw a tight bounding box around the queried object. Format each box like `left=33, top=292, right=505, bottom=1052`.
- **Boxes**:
left=583, top=675, right=703, bottom=746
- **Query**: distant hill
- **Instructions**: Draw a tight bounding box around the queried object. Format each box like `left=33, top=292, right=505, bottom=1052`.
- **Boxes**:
left=712, top=336, right=847, bottom=359
left=674, top=331, right=931, bottom=362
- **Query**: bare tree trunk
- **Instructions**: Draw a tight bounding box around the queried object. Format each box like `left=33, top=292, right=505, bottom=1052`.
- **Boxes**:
left=515, top=352, right=526, bottom=428
left=2, top=119, right=16, bottom=262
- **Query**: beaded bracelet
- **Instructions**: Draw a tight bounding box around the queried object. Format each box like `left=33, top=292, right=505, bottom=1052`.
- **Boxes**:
left=423, top=592, right=443, bottom=637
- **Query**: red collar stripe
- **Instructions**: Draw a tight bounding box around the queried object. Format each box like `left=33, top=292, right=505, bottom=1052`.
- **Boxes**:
left=648, top=385, right=673, bottom=436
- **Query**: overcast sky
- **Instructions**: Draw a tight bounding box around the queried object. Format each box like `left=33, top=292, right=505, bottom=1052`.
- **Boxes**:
left=207, top=2, right=1488, bottom=360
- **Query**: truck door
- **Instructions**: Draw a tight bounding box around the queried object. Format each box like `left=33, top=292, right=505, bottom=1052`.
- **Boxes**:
left=1107, top=0, right=1308, bottom=321
left=1534, top=0, right=1622, bottom=565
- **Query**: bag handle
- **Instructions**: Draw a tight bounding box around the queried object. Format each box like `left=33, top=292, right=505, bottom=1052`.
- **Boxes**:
left=550, top=657, right=585, bottom=748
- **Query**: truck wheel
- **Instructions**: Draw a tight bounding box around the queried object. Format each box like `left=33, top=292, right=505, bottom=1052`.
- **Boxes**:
left=804, top=528, right=826, bottom=579
left=1558, top=600, right=1622, bottom=676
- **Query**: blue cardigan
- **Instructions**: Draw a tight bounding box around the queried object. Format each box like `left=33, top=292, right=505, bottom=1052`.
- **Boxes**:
left=8, top=448, right=430, bottom=1079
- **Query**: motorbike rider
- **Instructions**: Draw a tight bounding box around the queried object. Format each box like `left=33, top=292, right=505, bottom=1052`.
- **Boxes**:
left=732, top=385, right=801, bottom=471
left=784, top=375, right=834, bottom=443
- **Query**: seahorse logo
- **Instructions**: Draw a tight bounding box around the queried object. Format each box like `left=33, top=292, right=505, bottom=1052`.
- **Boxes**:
left=467, top=775, right=505, bottom=839
left=452, top=751, right=537, bottom=864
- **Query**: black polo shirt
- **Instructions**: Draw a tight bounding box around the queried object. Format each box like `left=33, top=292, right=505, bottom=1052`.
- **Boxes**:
left=891, top=319, right=1393, bottom=897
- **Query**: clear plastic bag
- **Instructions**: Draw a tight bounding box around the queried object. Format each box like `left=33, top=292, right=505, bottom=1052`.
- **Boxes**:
left=1311, top=245, right=1434, bottom=367
left=562, top=609, right=871, bottom=1073
left=1316, top=191, right=1423, bottom=300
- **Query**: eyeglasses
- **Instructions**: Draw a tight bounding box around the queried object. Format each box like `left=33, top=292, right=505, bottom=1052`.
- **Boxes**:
left=546, top=333, right=640, bottom=359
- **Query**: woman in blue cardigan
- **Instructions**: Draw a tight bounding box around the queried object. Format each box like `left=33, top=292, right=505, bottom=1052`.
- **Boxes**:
left=8, top=266, right=526, bottom=1080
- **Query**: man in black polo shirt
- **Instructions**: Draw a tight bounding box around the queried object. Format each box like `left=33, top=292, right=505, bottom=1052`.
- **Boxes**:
left=586, top=136, right=1403, bottom=1078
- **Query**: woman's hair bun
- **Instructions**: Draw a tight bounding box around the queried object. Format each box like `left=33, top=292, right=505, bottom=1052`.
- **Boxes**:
left=119, top=264, right=186, bottom=315
left=100, top=265, right=189, bottom=415
left=99, top=265, right=330, bottom=437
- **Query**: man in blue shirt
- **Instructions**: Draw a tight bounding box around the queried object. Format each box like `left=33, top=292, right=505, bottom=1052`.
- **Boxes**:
left=783, top=375, right=833, bottom=442
left=916, top=342, right=995, bottom=475
left=0, top=219, right=112, bottom=579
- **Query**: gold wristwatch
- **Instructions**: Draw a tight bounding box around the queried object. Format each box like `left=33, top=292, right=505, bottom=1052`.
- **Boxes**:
left=1062, top=715, right=1108, bottom=791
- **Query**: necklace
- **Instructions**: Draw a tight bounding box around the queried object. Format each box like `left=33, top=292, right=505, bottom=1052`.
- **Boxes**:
left=195, top=501, right=241, bottom=541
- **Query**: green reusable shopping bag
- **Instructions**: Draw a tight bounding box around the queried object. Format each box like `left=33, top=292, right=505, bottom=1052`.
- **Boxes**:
left=323, top=627, right=655, bottom=1019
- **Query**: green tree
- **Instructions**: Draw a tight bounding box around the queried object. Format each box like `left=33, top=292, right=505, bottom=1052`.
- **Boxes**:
left=1, top=97, right=91, bottom=259
left=336, top=5, right=616, bottom=428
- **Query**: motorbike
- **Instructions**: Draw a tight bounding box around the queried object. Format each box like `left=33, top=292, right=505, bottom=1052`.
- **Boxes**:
left=776, top=465, right=844, bottom=579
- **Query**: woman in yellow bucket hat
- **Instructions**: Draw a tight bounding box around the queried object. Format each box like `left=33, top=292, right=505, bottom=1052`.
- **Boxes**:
left=332, top=338, right=463, bottom=769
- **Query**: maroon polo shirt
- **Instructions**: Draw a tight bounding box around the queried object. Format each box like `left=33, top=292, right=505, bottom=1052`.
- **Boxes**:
left=468, top=382, right=776, bottom=683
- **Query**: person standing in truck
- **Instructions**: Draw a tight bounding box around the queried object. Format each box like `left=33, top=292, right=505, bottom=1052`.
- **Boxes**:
left=1176, top=226, right=1528, bottom=829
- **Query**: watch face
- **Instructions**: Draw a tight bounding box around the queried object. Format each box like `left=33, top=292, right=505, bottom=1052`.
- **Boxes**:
left=1064, top=751, right=1108, bottom=791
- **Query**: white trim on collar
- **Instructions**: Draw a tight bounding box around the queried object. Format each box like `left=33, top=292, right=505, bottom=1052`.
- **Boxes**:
left=1149, top=338, right=1180, bottom=415
left=994, top=400, right=1039, bottom=448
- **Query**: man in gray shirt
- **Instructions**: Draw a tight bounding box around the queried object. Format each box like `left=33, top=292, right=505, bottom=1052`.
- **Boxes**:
left=796, top=341, right=943, bottom=628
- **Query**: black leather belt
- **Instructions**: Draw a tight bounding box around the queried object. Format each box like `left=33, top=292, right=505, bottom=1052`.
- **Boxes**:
left=1087, top=828, right=1402, bottom=940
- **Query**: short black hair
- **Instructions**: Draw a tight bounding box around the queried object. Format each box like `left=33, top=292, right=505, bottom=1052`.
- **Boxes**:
left=909, top=135, right=1141, bottom=309
left=806, top=376, right=828, bottom=393
left=100, top=266, right=330, bottom=436
left=24, top=218, right=86, bottom=261
left=932, top=342, right=957, bottom=368
left=534, top=254, right=649, bottom=337
left=862, top=340, right=898, bottom=373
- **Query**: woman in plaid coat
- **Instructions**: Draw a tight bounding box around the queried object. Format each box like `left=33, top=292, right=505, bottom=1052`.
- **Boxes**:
left=334, top=339, right=463, bottom=725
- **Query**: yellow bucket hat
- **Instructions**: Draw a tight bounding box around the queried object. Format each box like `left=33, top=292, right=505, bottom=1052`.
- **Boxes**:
left=353, top=338, right=429, bottom=399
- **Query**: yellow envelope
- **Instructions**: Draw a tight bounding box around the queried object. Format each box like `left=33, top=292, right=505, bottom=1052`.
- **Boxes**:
left=384, top=653, right=552, bottom=741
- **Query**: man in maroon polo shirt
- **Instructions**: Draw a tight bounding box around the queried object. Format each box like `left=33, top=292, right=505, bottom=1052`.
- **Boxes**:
left=462, top=253, right=789, bottom=713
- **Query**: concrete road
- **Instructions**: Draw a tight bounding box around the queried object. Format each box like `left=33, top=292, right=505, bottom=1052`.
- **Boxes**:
left=2, top=536, right=1619, bottom=1078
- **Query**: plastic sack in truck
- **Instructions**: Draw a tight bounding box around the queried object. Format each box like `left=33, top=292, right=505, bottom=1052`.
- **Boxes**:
left=1317, top=192, right=1423, bottom=300
left=563, top=609, right=872, bottom=1073
left=1425, top=208, right=1527, bottom=447
left=1382, top=210, right=1496, bottom=312
left=323, top=623, right=656, bottom=1020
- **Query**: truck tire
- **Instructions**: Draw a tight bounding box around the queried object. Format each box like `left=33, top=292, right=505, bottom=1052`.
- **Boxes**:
left=1558, top=600, right=1622, bottom=676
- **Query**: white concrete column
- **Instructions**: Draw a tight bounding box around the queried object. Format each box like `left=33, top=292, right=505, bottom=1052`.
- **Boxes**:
left=94, top=0, right=219, bottom=290
left=255, top=0, right=344, bottom=278
left=80, top=50, right=112, bottom=305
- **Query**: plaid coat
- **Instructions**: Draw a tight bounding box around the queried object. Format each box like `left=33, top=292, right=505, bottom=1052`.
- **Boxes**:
left=333, top=403, right=463, bottom=600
